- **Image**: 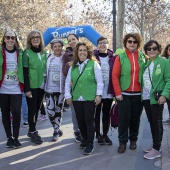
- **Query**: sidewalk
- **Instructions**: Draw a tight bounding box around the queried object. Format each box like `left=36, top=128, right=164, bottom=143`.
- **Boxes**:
left=0, top=105, right=169, bottom=170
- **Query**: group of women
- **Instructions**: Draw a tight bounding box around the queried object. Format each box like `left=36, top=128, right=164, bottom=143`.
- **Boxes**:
left=112, top=34, right=170, bottom=160
left=0, top=30, right=170, bottom=158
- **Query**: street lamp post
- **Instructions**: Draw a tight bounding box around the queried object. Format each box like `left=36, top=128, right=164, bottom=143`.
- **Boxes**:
left=113, top=0, right=117, bottom=51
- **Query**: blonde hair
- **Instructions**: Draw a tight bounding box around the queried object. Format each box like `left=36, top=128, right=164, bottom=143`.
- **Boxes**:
left=26, top=30, right=44, bottom=53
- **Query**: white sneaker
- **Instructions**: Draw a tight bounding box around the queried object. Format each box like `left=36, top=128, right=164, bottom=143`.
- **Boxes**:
left=143, top=145, right=152, bottom=153
left=23, top=122, right=29, bottom=128
left=144, top=148, right=161, bottom=159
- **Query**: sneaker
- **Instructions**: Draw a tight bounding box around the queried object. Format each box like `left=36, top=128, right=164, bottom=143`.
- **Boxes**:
left=31, top=131, right=43, bottom=144
left=58, top=129, right=63, bottom=137
left=79, top=140, right=87, bottom=149
left=163, top=118, right=170, bottom=124
left=144, top=148, right=161, bottom=159
left=23, top=122, right=29, bottom=128
left=38, top=114, right=48, bottom=121
left=13, top=138, right=22, bottom=149
left=103, top=135, right=112, bottom=145
left=6, top=137, right=14, bottom=148
left=143, top=145, right=153, bottom=153
left=27, top=131, right=32, bottom=137
left=96, top=134, right=105, bottom=145
left=52, top=132, right=59, bottom=142
left=74, top=131, right=82, bottom=142
left=84, top=144, right=94, bottom=155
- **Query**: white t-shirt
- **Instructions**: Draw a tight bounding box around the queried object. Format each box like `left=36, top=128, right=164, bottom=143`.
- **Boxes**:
left=99, top=56, right=113, bottom=99
left=142, top=62, right=154, bottom=100
left=0, top=51, right=21, bottom=94
left=46, top=57, right=61, bottom=92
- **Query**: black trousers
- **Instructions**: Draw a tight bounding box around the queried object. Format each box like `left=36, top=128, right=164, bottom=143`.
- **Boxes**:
left=26, top=88, right=44, bottom=132
left=73, top=101, right=96, bottom=144
left=95, top=98, right=113, bottom=136
left=117, top=94, right=143, bottom=145
left=0, top=94, right=22, bottom=138
left=143, top=100, right=163, bottom=150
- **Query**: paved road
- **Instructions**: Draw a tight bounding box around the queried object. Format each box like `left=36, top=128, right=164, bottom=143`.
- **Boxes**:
left=0, top=104, right=169, bottom=170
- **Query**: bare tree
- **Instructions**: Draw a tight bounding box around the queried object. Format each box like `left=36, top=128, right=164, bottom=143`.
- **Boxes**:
left=116, top=0, right=125, bottom=49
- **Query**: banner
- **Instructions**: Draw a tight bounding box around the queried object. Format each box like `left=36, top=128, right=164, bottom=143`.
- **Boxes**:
left=43, top=25, right=101, bottom=47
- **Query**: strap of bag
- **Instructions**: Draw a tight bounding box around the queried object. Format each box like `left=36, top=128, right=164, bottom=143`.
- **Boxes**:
left=47, top=53, right=51, bottom=59
left=148, top=67, right=154, bottom=89
left=72, top=61, right=89, bottom=92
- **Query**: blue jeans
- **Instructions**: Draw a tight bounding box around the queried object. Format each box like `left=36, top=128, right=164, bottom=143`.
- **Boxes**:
left=22, top=93, right=28, bottom=122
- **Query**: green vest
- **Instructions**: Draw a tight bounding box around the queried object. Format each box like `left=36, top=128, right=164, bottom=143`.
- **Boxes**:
left=143, top=55, right=170, bottom=104
left=71, top=60, right=96, bottom=101
left=119, top=51, right=146, bottom=91
left=25, top=49, right=46, bottom=88
left=0, top=46, right=24, bottom=83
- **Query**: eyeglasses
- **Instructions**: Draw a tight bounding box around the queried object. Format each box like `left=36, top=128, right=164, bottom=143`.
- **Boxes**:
left=147, top=46, right=158, bottom=51
left=127, top=40, right=138, bottom=44
left=5, top=36, right=15, bottom=40
left=31, top=36, right=40, bottom=40
left=98, top=42, right=108, bottom=45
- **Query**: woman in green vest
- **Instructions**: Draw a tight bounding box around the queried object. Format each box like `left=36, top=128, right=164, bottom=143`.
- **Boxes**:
left=161, top=44, right=170, bottom=124
left=65, top=42, right=103, bottom=155
left=0, top=30, right=24, bottom=149
left=112, top=33, right=146, bottom=154
left=142, top=40, right=170, bottom=159
left=23, top=30, right=46, bottom=145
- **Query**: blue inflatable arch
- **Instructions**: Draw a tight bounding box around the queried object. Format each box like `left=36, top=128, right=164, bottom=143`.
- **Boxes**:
left=43, top=25, right=101, bottom=47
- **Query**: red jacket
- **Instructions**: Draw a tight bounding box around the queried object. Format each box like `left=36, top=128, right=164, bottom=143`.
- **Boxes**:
left=112, top=49, right=141, bottom=96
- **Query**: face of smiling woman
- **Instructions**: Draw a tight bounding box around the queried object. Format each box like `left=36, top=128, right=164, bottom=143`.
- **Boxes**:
left=146, top=43, right=159, bottom=60
left=52, top=42, right=63, bottom=57
left=67, top=34, right=79, bottom=49
left=30, top=32, right=41, bottom=48
left=78, top=45, right=88, bottom=62
left=4, top=31, right=16, bottom=50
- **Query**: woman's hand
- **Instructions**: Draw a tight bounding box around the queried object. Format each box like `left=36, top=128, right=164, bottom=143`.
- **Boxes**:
left=66, top=98, right=72, bottom=105
left=68, top=61, right=73, bottom=67
left=95, top=95, right=101, bottom=105
left=116, top=95, right=123, bottom=101
left=25, top=91, right=32, bottom=98
left=158, top=96, right=166, bottom=105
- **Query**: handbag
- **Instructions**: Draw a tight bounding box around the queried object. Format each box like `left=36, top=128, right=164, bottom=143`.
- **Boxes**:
left=110, top=102, right=118, bottom=128
left=154, top=90, right=163, bottom=101
left=148, top=67, right=163, bottom=101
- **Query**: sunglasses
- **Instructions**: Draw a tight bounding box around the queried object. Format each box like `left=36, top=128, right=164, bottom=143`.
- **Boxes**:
left=31, top=36, right=40, bottom=40
left=147, top=46, right=158, bottom=51
left=5, top=36, right=15, bottom=40
left=127, top=40, right=138, bottom=44
left=98, top=42, right=108, bottom=45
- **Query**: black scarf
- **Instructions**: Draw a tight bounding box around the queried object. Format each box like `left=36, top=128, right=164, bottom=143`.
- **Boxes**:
left=98, top=52, right=108, bottom=57
left=31, top=45, right=41, bottom=53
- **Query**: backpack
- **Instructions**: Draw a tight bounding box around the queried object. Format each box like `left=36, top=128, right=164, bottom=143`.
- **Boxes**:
left=110, top=102, right=118, bottom=128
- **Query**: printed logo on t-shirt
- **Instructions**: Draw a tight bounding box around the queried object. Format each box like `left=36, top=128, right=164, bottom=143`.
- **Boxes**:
left=4, top=61, right=18, bottom=84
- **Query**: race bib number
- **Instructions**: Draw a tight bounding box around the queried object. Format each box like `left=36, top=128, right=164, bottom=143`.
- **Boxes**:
left=4, top=71, right=18, bottom=84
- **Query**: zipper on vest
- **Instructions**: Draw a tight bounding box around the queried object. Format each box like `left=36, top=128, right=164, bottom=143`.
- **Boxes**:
left=132, top=52, right=136, bottom=91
